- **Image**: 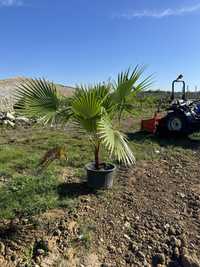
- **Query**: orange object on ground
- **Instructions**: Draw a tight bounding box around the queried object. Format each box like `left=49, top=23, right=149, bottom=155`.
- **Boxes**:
left=141, top=113, right=163, bottom=134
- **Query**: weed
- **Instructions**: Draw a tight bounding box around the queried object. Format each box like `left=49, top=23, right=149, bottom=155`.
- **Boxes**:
left=76, top=224, right=96, bottom=249
left=23, top=245, right=34, bottom=266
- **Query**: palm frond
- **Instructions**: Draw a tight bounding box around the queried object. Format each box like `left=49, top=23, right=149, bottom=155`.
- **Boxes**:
left=71, top=87, right=104, bottom=133
left=98, top=117, right=135, bottom=166
left=112, top=65, right=153, bottom=122
left=75, top=83, right=114, bottom=113
left=132, top=74, right=154, bottom=97
left=54, top=97, right=73, bottom=124
left=14, top=78, right=64, bottom=124
left=72, top=88, right=102, bottom=119
left=114, top=65, right=153, bottom=100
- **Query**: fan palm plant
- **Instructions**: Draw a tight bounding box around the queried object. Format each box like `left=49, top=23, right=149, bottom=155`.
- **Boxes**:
left=15, top=79, right=135, bottom=188
left=72, top=87, right=134, bottom=167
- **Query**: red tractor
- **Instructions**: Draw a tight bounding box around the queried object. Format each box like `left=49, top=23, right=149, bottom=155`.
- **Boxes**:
left=141, top=75, right=200, bottom=136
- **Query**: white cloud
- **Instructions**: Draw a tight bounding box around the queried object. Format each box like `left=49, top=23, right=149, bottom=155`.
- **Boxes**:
left=116, top=3, right=200, bottom=19
left=0, top=0, right=23, bottom=7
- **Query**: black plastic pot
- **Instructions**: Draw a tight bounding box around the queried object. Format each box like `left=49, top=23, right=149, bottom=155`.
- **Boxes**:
left=85, top=162, right=116, bottom=189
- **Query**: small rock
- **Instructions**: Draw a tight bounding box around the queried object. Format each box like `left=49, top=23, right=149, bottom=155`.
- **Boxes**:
left=21, top=218, right=29, bottom=224
left=124, top=221, right=131, bottom=228
left=6, top=112, right=15, bottom=121
left=123, top=234, right=132, bottom=241
left=177, top=192, right=186, bottom=198
left=117, top=247, right=123, bottom=254
left=0, top=242, right=5, bottom=255
left=15, top=116, right=29, bottom=123
left=36, top=249, right=45, bottom=256
left=4, top=120, right=15, bottom=127
left=164, top=223, right=170, bottom=230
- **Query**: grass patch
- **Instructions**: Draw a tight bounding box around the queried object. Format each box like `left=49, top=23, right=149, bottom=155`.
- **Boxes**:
left=0, top=171, right=59, bottom=219
left=0, top=127, right=95, bottom=220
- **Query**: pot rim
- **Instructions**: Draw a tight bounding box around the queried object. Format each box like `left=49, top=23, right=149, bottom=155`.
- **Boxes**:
left=85, top=162, right=116, bottom=173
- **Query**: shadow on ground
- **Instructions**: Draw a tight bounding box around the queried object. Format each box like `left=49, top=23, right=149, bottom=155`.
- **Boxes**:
left=57, top=182, right=97, bottom=199
left=127, top=131, right=200, bottom=150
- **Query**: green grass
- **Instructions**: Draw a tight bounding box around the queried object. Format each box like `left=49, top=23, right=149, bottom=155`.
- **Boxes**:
left=0, top=127, right=93, bottom=220
left=0, top=171, right=59, bottom=219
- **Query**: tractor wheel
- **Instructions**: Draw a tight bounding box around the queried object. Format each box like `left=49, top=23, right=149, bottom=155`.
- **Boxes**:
left=158, top=112, right=188, bottom=136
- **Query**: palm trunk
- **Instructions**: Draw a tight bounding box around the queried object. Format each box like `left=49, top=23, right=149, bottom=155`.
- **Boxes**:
left=94, top=143, right=100, bottom=169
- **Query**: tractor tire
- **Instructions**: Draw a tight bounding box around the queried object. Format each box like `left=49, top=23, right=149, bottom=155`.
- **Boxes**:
left=158, top=112, right=188, bottom=136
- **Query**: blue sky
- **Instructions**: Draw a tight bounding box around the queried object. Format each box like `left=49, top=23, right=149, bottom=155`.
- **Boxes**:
left=0, top=0, right=200, bottom=90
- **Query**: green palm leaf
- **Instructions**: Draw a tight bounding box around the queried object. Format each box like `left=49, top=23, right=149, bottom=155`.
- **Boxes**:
left=72, top=87, right=104, bottom=133
left=72, top=88, right=102, bottom=119
left=14, top=78, right=64, bottom=124
left=115, top=66, right=153, bottom=99
left=132, top=74, right=154, bottom=96
left=112, top=65, right=153, bottom=123
left=98, top=117, right=135, bottom=166
left=92, top=83, right=114, bottom=113
left=75, top=84, right=114, bottom=113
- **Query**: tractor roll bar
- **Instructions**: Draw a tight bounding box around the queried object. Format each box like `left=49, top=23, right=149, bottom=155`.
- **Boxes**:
left=171, top=80, right=186, bottom=101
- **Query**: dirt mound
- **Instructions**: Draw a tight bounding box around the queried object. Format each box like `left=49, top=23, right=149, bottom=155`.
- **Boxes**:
left=0, top=77, right=74, bottom=98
